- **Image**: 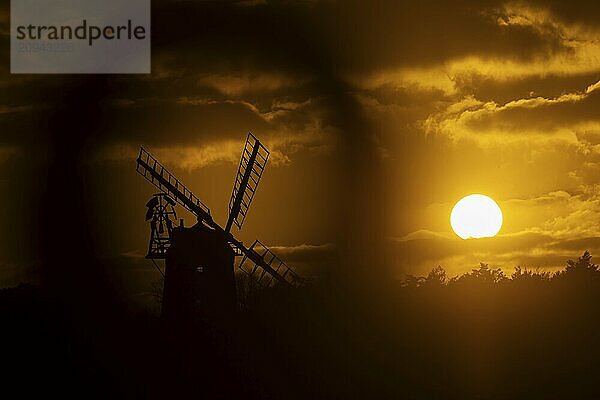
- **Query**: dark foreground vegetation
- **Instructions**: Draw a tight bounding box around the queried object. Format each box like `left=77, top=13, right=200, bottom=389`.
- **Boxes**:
left=3, top=252, right=600, bottom=399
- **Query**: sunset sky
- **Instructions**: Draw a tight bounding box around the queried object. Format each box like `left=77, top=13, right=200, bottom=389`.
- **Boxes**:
left=1, top=0, right=600, bottom=294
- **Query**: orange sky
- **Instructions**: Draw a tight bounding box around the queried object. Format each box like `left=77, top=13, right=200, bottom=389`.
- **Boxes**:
left=1, top=0, right=600, bottom=290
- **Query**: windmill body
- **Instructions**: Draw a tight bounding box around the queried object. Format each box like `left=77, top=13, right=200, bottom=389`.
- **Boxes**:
left=163, top=223, right=236, bottom=323
left=135, top=133, right=303, bottom=322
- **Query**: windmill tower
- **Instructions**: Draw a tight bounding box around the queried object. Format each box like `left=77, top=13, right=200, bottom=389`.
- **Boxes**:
left=135, top=133, right=303, bottom=322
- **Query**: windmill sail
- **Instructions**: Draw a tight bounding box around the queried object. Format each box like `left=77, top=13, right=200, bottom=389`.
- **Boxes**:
left=136, top=147, right=214, bottom=226
left=238, top=240, right=304, bottom=288
left=226, top=133, right=269, bottom=233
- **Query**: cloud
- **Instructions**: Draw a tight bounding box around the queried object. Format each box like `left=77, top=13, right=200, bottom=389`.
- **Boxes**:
left=394, top=230, right=453, bottom=242
left=98, top=141, right=244, bottom=169
left=534, top=186, right=600, bottom=238
left=268, top=243, right=337, bottom=276
left=390, top=229, right=592, bottom=277
left=423, top=79, right=600, bottom=146
left=549, top=236, right=600, bottom=252
left=475, top=3, right=600, bottom=79
left=349, top=2, right=600, bottom=118
left=94, top=93, right=336, bottom=170
left=197, top=73, right=309, bottom=97
left=357, top=76, right=600, bottom=151
left=269, top=242, right=336, bottom=261
left=586, top=80, right=600, bottom=94
left=348, top=67, right=457, bottom=97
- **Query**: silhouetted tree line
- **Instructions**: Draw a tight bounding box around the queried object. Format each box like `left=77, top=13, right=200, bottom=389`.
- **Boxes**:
left=402, top=251, right=597, bottom=288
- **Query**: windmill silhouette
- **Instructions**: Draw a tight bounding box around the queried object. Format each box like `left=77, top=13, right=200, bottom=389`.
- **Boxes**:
left=136, top=133, right=303, bottom=321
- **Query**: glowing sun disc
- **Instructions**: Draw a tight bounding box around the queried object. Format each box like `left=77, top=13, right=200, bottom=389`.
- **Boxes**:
left=450, top=194, right=503, bottom=239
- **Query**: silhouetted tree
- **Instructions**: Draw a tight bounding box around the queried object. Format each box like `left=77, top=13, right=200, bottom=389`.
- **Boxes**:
left=552, top=250, right=600, bottom=286
left=423, top=266, right=447, bottom=287
left=565, top=250, right=598, bottom=273
left=450, top=262, right=506, bottom=286
left=402, top=274, right=426, bottom=288
left=510, top=266, right=551, bottom=282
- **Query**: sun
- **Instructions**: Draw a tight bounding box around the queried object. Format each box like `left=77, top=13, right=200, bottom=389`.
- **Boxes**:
left=450, top=194, right=503, bottom=239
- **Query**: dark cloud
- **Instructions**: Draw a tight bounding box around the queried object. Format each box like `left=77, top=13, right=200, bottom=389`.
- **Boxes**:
left=390, top=230, right=599, bottom=276
left=462, top=84, right=600, bottom=135
left=269, top=243, right=337, bottom=276
left=527, top=0, right=600, bottom=26
left=4, top=0, right=578, bottom=92
left=271, top=243, right=336, bottom=263
left=455, top=72, right=600, bottom=104
left=391, top=231, right=553, bottom=267
left=103, top=99, right=271, bottom=145
left=548, top=236, right=600, bottom=252
left=318, top=0, right=580, bottom=74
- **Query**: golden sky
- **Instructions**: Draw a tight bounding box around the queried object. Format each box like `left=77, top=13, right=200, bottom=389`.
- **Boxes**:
left=352, top=2, right=600, bottom=275
left=1, top=0, right=600, bottom=289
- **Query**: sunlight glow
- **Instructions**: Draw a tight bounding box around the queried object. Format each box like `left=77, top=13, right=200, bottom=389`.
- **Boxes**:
left=450, top=194, right=503, bottom=239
